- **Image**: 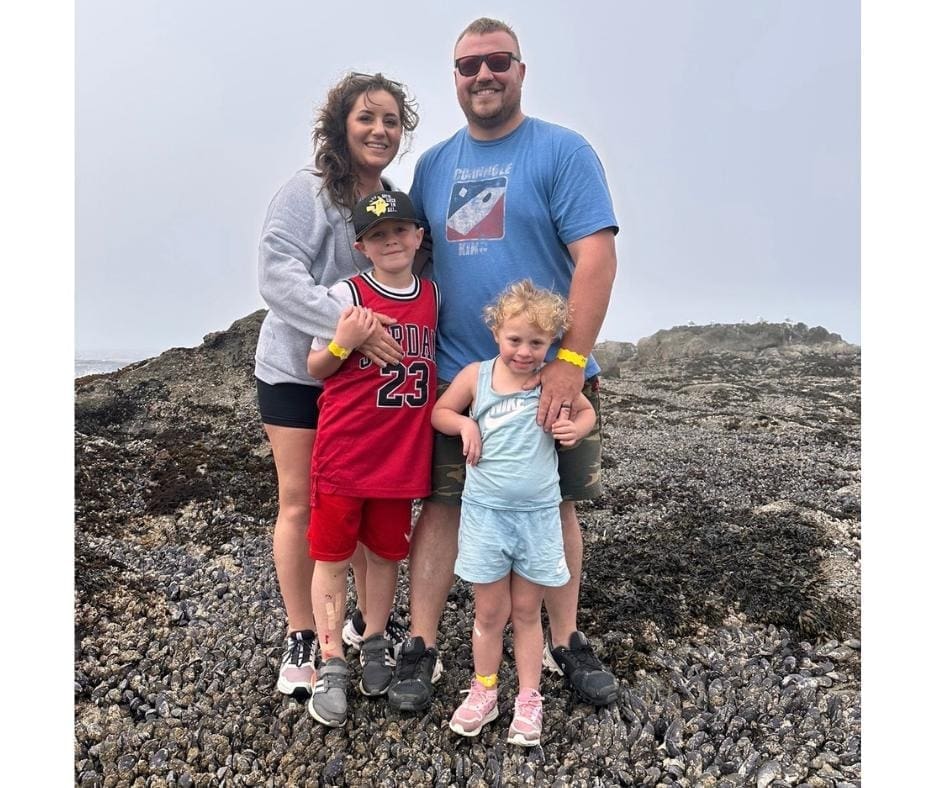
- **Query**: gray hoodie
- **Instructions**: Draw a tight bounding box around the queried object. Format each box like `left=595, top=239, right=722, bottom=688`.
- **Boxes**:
left=254, top=168, right=378, bottom=385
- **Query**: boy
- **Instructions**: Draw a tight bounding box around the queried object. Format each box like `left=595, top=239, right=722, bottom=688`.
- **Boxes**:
left=305, top=190, right=438, bottom=726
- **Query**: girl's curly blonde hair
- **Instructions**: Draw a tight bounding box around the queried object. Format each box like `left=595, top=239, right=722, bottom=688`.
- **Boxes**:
left=483, top=279, right=570, bottom=337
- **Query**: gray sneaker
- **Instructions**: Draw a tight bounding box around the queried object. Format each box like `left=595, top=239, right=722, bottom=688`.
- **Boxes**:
left=359, top=633, right=395, bottom=696
left=307, top=658, right=349, bottom=727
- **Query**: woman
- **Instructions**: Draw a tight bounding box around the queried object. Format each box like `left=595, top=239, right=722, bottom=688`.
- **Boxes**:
left=254, top=72, right=418, bottom=698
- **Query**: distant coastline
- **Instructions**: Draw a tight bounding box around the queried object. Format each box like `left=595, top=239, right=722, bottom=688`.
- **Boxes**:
left=75, top=350, right=160, bottom=379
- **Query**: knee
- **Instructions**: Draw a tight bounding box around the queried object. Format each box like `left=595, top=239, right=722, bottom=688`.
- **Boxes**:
left=510, top=599, right=542, bottom=628
left=278, top=501, right=310, bottom=529
left=314, top=558, right=352, bottom=580
left=475, top=599, right=511, bottom=632
left=364, top=549, right=395, bottom=569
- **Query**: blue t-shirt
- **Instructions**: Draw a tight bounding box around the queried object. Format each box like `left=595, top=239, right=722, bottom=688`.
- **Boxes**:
left=410, top=116, right=619, bottom=382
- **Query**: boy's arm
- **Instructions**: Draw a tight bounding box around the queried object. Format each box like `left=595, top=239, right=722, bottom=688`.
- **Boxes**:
left=432, top=363, right=483, bottom=465
left=307, top=306, right=379, bottom=379
left=307, top=345, right=345, bottom=380
left=550, top=391, right=597, bottom=447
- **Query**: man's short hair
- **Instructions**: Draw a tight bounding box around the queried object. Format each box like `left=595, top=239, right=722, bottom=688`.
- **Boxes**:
left=455, top=17, right=521, bottom=57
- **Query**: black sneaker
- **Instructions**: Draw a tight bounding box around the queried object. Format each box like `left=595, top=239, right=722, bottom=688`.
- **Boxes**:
left=543, top=630, right=619, bottom=705
left=359, top=633, right=395, bottom=696
left=343, top=609, right=409, bottom=660
left=387, top=636, right=442, bottom=712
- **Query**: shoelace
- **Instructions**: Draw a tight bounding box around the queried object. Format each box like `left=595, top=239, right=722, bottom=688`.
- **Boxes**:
left=315, top=669, right=346, bottom=692
left=384, top=617, right=409, bottom=645
left=395, top=646, right=423, bottom=679
left=513, top=693, right=542, bottom=724
left=568, top=642, right=603, bottom=672
left=459, top=683, right=495, bottom=712
left=284, top=634, right=314, bottom=667
left=361, top=638, right=396, bottom=667
left=397, top=642, right=435, bottom=679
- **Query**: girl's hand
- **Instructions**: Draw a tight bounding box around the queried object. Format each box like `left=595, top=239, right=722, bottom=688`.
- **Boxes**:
left=460, top=420, right=483, bottom=466
left=550, top=403, right=580, bottom=446
left=333, top=306, right=378, bottom=350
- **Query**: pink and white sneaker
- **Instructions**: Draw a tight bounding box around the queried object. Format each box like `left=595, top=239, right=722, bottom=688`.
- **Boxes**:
left=507, top=688, right=543, bottom=747
left=277, top=629, right=316, bottom=698
left=449, top=678, right=499, bottom=737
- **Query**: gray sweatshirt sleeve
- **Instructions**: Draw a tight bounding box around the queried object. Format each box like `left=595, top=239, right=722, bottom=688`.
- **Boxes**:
left=257, top=174, right=346, bottom=340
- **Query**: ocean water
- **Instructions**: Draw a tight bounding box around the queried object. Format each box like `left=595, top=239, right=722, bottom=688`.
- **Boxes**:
left=75, top=350, right=158, bottom=379
left=75, top=359, right=131, bottom=378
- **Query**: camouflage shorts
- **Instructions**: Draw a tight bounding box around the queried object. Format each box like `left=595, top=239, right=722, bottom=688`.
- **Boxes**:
left=428, top=375, right=603, bottom=504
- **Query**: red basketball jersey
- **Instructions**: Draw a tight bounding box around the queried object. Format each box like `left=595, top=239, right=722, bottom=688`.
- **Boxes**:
left=311, top=272, right=439, bottom=498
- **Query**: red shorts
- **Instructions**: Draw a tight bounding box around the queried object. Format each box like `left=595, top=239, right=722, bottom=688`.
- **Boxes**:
left=307, top=491, right=412, bottom=561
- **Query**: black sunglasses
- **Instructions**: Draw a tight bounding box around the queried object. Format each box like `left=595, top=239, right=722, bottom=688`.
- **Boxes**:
left=454, top=51, right=520, bottom=78
left=349, top=71, right=404, bottom=89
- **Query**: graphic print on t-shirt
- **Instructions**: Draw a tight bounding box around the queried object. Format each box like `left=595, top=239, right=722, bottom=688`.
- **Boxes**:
left=446, top=176, right=507, bottom=242
left=481, top=395, right=528, bottom=431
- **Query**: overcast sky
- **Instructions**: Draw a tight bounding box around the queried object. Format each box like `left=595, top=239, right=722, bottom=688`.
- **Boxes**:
left=76, top=0, right=859, bottom=356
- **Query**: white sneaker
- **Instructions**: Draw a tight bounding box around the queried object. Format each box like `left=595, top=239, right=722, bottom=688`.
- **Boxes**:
left=277, top=629, right=316, bottom=697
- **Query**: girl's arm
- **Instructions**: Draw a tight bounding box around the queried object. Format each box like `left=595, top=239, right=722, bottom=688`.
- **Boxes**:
left=550, top=390, right=597, bottom=447
left=307, top=306, right=378, bottom=379
left=432, top=363, right=483, bottom=465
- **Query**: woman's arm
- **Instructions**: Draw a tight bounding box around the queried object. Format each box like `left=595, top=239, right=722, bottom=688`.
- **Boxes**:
left=258, top=179, right=345, bottom=339
left=258, top=173, right=401, bottom=363
left=432, top=363, right=483, bottom=465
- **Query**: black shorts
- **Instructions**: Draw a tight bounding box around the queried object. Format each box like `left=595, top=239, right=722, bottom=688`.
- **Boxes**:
left=256, top=378, right=323, bottom=429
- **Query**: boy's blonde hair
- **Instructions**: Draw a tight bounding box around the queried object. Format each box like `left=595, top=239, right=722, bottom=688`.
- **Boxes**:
left=483, top=279, right=570, bottom=337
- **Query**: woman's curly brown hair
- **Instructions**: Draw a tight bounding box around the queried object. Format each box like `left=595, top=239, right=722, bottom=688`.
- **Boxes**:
left=312, top=72, right=418, bottom=213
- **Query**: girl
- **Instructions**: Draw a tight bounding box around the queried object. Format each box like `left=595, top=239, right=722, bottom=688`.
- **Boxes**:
left=431, top=279, right=596, bottom=746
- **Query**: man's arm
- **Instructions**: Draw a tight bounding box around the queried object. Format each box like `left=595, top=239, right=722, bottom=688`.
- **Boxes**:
left=536, top=228, right=617, bottom=427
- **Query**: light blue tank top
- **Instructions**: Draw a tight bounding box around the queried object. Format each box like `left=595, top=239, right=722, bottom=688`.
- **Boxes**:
left=462, top=359, right=561, bottom=511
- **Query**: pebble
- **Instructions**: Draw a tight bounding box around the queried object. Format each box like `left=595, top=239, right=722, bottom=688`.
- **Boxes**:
left=75, top=336, right=860, bottom=784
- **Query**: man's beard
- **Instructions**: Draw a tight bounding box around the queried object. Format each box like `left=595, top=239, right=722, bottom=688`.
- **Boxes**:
left=463, top=92, right=520, bottom=129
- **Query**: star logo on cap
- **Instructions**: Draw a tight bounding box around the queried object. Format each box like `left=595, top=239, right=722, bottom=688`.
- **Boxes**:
left=366, top=195, right=391, bottom=217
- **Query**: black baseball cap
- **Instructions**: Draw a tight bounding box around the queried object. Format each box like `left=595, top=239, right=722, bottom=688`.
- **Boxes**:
left=353, top=190, right=420, bottom=240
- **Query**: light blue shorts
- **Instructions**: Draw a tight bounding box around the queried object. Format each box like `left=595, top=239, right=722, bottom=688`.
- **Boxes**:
left=455, top=501, right=571, bottom=587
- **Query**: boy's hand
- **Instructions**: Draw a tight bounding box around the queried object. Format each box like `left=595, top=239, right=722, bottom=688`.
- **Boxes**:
left=550, top=403, right=581, bottom=446
left=333, top=306, right=378, bottom=350
left=358, top=311, right=404, bottom=368
left=460, top=420, right=483, bottom=466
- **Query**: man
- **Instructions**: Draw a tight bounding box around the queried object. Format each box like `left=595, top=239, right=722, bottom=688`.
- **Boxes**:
left=388, top=17, right=619, bottom=711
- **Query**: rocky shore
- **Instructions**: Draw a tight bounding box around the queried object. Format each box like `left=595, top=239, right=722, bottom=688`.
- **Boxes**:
left=75, top=315, right=861, bottom=787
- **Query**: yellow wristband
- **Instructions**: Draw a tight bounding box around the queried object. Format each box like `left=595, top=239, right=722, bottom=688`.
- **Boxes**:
left=327, top=340, right=351, bottom=360
left=475, top=672, right=498, bottom=689
left=556, top=348, right=587, bottom=369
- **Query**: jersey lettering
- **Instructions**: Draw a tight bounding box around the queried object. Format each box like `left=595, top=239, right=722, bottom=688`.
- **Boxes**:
left=376, top=361, right=431, bottom=408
